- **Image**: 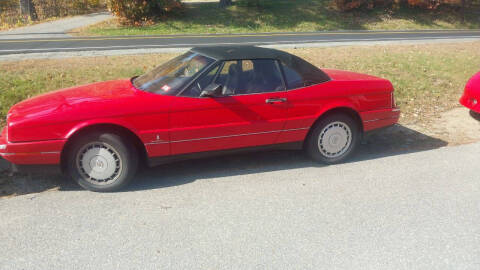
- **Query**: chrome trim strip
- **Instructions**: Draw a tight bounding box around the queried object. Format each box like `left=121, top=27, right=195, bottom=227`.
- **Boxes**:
left=364, top=118, right=381, bottom=123
left=0, top=151, right=60, bottom=156
left=145, top=141, right=169, bottom=145
left=363, top=116, right=399, bottom=123
left=145, top=127, right=310, bottom=145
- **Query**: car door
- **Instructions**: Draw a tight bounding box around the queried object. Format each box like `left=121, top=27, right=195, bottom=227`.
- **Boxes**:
left=169, top=59, right=288, bottom=155
left=275, top=60, right=332, bottom=144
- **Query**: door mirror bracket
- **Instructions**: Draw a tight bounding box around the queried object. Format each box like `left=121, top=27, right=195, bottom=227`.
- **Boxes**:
left=200, top=83, right=223, bottom=97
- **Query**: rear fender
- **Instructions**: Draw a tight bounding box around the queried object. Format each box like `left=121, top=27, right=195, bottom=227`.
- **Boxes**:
left=314, top=100, right=359, bottom=122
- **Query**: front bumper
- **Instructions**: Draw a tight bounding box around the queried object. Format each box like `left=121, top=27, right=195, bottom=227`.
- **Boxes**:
left=0, top=128, right=66, bottom=165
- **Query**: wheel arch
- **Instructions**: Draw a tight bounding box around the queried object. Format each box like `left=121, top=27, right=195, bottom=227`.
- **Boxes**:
left=304, top=106, right=363, bottom=148
left=60, top=123, right=147, bottom=172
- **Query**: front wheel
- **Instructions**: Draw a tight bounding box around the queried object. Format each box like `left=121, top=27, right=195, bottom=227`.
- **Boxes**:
left=305, top=114, right=360, bottom=164
left=67, top=132, right=138, bottom=192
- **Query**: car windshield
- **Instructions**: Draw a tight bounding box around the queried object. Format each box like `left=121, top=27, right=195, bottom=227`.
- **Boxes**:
left=133, top=52, right=215, bottom=94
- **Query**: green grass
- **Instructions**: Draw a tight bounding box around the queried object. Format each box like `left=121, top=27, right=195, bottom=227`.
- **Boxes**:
left=79, top=0, right=480, bottom=36
left=1, top=42, right=479, bottom=128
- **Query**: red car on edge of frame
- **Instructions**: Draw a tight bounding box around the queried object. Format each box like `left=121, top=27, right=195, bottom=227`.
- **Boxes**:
left=460, top=71, right=480, bottom=120
left=0, top=46, right=400, bottom=192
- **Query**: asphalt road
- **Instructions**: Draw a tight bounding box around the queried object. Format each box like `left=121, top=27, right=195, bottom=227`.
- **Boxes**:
left=1, top=142, right=479, bottom=269
left=0, top=29, right=479, bottom=55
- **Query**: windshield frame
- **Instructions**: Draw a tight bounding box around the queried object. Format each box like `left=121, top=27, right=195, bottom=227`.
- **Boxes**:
left=132, top=51, right=217, bottom=96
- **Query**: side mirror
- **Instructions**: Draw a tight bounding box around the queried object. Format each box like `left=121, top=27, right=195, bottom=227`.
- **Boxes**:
left=200, top=83, right=223, bottom=97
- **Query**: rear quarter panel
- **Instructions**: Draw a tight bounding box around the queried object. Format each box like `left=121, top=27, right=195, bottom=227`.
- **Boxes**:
left=277, top=78, right=393, bottom=143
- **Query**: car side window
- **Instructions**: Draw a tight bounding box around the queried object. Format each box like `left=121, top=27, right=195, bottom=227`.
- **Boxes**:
left=181, top=65, right=220, bottom=97
left=216, top=59, right=285, bottom=96
left=280, top=62, right=304, bottom=90
left=216, top=60, right=241, bottom=95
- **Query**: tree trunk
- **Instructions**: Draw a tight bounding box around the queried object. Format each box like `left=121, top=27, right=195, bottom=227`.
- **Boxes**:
left=19, top=0, right=36, bottom=20
left=219, top=0, right=233, bottom=8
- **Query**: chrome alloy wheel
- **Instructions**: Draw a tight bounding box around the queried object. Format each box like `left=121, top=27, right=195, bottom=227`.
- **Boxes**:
left=318, top=121, right=352, bottom=158
left=76, top=142, right=123, bottom=185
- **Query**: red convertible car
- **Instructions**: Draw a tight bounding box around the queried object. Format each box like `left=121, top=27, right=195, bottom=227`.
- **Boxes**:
left=0, top=46, right=400, bottom=191
left=460, top=71, right=480, bottom=120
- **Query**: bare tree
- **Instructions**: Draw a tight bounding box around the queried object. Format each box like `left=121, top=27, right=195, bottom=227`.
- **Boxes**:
left=19, top=0, right=36, bottom=19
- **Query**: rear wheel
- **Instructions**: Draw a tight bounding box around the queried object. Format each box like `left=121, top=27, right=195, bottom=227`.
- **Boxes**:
left=67, top=132, right=138, bottom=192
left=306, top=113, right=360, bottom=164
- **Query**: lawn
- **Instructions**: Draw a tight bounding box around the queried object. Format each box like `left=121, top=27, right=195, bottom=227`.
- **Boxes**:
left=1, top=42, right=479, bottom=129
left=78, top=0, right=480, bottom=36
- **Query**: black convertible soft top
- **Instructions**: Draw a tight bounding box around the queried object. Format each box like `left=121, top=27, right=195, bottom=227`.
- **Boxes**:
left=191, top=46, right=331, bottom=84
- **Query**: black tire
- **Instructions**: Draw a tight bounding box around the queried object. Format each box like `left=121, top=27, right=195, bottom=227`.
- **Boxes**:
left=470, top=110, right=480, bottom=121
left=67, top=132, right=138, bottom=192
left=305, top=113, right=360, bottom=164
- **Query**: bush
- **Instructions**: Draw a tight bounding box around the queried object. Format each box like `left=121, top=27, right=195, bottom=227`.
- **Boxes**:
left=108, top=0, right=183, bottom=25
left=334, top=0, right=365, bottom=11
left=407, top=0, right=441, bottom=8
left=0, top=0, right=17, bottom=12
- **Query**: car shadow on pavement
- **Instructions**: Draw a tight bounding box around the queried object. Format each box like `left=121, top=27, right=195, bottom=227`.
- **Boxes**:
left=0, top=171, right=64, bottom=198
left=0, top=124, right=448, bottom=197
left=124, top=124, right=447, bottom=192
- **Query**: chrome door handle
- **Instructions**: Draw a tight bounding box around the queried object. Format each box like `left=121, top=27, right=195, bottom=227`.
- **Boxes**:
left=265, top=98, right=287, bottom=104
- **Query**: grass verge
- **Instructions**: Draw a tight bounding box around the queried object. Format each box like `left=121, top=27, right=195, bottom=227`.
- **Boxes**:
left=1, top=42, right=478, bottom=128
left=78, top=0, right=480, bottom=36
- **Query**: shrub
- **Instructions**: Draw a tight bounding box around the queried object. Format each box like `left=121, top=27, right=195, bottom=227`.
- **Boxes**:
left=407, top=0, right=441, bottom=8
left=334, top=0, right=365, bottom=11
left=0, top=0, right=17, bottom=12
left=108, top=0, right=183, bottom=25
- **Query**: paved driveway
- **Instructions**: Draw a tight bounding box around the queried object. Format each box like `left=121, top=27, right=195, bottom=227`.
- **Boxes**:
left=0, top=142, right=479, bottom=269
left=0, top=12, right=112, bottom=40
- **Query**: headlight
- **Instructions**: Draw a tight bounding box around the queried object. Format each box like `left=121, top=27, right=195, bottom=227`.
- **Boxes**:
left=0, top=145, right=6, bottom=150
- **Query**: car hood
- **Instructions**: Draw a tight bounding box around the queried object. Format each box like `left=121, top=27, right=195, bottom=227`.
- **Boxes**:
left=8, top=79, right=136, bottom=122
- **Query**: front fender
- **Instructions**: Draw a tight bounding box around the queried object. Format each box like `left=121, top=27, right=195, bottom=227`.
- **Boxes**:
left=65, top=118, right=141, bottom=140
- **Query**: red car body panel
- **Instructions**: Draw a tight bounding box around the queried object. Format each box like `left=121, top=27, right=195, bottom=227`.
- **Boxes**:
left=460, top=72, right=480, bottom=113
left=0, top=69, right=400, bottom=166
left=169, top=90, right=288, bottom=155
